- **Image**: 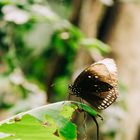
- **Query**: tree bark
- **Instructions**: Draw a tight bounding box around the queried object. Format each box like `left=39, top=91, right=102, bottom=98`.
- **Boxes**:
left=103, top=3, right=140, bottom=140
left=79, top=0, right=105, bottom=37
left=71, top=0, right=140, bottom=139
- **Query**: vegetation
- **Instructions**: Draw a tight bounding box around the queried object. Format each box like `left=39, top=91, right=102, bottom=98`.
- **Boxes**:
left=0, top=0, right=128, bottom=140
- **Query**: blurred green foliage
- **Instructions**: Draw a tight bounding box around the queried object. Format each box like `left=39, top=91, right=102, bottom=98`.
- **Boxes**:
left=0, top=1, right=127, bottom=140
left=0, top=0, right=110, bottom=113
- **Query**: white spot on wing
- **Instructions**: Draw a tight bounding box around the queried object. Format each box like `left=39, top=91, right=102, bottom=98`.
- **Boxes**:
left=95, top=75, right=98, bottom=78
left=88, top=75, right=91, bottom=78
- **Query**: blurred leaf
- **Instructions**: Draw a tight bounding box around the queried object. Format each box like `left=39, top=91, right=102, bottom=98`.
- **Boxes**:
left=0, top=0, right=112, bottom=112
left=53, top=76, right=69, bottom=100
left=2, top=5, right=30, bottom=24
left=81, top=38, right=111, bottom=55
left=0, top=0, right=19, bottom=5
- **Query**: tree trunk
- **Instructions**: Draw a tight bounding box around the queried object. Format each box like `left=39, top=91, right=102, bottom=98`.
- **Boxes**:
left=103, top=3, right=140, bottom=140
left=79, top=0, right=105, bottom=37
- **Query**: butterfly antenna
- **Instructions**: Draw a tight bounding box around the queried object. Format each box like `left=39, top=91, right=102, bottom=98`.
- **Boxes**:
left=91, top=116, right=99, bottom=140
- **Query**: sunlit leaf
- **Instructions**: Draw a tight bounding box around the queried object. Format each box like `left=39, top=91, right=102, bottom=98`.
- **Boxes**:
left=0, top=101, right=99, bottom=140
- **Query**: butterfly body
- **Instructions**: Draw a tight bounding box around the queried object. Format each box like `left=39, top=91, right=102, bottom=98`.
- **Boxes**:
left=69, top=58, right=118, bottom=110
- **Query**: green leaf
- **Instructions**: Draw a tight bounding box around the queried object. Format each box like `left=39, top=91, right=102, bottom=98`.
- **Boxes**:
left=60, top=104, right=77, bottom=119
left=44, top=110, right=77, bottom=140
left=0, top=101, right=99, bottom=140
left=0, top=114, right=61, bottom=140
left=58, top=117, right=76, bottom=140
left=53, top=76, right=69, bottom=100
left=0, top=101, right=79, bottom=140
left=81, top=38, right=111, bottom=55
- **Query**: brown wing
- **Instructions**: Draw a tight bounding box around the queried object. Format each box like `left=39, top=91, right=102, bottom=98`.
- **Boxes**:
left=74, top=64, right=113, bottom=93
left=73, top=58, right=118, bottom=110
left=81, top=86, right=118, bottom=110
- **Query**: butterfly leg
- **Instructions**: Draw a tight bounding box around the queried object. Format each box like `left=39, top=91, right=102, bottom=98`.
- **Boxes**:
left=91, top=116, right=99, bottom=140
left=83, top=111, right=88, bottom=140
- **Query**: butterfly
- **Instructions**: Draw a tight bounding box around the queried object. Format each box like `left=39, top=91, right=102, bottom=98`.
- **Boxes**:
left=69, top=58, right=118, bottom=110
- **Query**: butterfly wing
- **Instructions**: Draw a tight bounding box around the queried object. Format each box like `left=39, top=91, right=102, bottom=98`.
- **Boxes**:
left=80, top=87, right=118, bottom=110
left=72, top=58, right=118, bottom=110
left=73, top=65, right=113, bottom=93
